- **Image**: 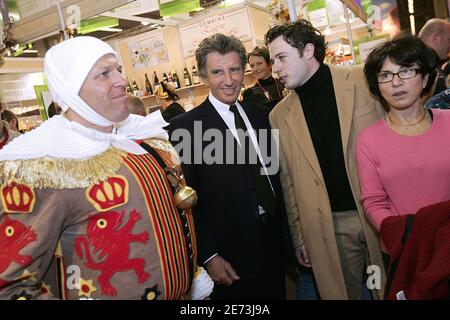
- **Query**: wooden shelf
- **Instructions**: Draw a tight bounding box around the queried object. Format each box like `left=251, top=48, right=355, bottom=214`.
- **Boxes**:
left=141, top=83, right=204, bottom=99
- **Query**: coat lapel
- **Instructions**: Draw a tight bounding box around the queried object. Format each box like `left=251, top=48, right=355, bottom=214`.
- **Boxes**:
left=283, top=93, right=324, bottom=181
left=330, top=65, right=355, bottom=161
left=199, top=98, right=230, bottom=133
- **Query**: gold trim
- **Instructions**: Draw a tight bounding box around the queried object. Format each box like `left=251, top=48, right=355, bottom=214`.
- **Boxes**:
left=142, top=138, right=181, bottom=167
left=0, top=148, right=126, bottom=189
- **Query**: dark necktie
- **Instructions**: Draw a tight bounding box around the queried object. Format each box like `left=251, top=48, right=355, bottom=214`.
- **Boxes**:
left=229, top=104, right=276, bottom=216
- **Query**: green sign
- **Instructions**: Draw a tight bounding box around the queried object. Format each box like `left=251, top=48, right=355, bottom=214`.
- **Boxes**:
left=307, top=0, right=326, bottom=11
left=79, top=16, right=119, bottom=34
left=361, top=0, right=373, bottom=13
left=158, top=0, right=201, bottom=18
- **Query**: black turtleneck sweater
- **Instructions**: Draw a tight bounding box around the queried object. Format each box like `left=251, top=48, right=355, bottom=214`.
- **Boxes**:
left=294, top=63, right=356, bottom=212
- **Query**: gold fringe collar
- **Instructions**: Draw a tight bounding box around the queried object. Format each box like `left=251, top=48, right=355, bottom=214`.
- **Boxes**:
left=142, top=138, right=181, bottom=166
left=0, top=148, right=126, bottom=189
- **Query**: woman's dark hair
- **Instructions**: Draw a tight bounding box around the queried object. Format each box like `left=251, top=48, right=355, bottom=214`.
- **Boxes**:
left=1, top=109, right=17, bottom=123
left=364, top=34, right=438, bottom=103
left=248, top=46, right=271, bottom=64
left=264, top=19, right=327, bottom=63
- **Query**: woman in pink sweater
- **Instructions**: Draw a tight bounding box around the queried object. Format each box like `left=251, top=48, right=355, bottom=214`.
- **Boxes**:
left=356, top=35, right=450, bottom=231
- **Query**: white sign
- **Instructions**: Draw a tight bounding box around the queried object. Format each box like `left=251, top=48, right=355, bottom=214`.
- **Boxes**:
left=179, top=7, right=253, bottom=58
left=359, top=37, right=387, bottom=64
left=308, top=8, right=328, bottom=28
left=111, top=0, right=159, bottom=16
left=128, top=31, right=169, bottom=69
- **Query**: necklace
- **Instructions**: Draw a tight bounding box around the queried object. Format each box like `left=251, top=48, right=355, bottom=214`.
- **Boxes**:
left=256, top=77, right=282, bottom=102
left=387, top=110, right=427, bottom=126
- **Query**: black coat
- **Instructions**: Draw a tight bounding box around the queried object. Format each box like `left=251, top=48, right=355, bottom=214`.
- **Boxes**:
left=169, top=98, right=291, bottom=279
left=161, top=102, right=185, bottom=122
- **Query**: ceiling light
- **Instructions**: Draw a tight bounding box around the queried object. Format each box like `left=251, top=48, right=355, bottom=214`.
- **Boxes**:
left=409, top=15, right=416, bottom=35
left=408, top=0, right=414, bottom=14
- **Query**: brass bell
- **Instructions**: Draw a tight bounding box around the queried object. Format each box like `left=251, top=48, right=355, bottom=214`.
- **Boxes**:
left=174, top=185, right=198, bottom=210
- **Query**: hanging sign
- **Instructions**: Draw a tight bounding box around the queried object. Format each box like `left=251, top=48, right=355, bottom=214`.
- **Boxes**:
left=307, top=0, right=328, bottom=28
left=111, top=0, right=159, bottom=15
left=179, top=6, right=252, bottom=58
left=159, top=0, right=200, bottom=17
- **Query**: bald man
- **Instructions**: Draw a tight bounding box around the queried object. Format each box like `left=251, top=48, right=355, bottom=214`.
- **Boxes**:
left=419, top=18, right=450, bottom=61
left=419, top=18, right=450, bottom=96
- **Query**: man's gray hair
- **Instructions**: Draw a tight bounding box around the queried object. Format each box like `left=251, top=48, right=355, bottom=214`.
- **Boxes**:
left=195, top=33, right=247, bottom=78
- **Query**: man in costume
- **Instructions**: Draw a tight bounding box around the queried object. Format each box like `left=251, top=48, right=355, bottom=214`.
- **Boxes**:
left=0, top=36, right=212, bottom=300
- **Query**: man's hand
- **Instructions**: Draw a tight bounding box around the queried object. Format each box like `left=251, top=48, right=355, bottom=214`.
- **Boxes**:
left=205, top=255, right=240, bottom=286
left=295, top=244, right=312, bottom=267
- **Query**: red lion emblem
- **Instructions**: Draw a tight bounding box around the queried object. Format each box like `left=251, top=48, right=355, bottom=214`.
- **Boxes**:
left=0, top=215, right=37, bottom=287
left=75, top=210, right=150, bottom=296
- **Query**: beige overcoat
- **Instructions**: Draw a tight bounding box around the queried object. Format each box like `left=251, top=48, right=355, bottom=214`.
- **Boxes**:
left=269, top=64, right=386, bottom=299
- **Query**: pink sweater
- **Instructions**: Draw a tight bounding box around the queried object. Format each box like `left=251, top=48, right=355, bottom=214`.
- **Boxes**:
left=356, top=109, right=450, bottom=230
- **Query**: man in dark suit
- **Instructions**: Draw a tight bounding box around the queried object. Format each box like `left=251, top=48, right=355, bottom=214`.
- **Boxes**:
left=169, top=34, right=288, bottom=299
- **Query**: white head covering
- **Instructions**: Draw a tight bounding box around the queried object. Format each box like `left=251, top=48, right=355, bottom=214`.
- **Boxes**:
left=45, top=36, right=116, bottom=126
left=0, top=36, right=170, bottom=160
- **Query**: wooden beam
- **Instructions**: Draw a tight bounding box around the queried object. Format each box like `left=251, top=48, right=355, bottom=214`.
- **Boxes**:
left=10, top=0, right=130, bottom=43
left=340, top=0, right=367, bottom=23
left=0, top=58, right=44, bottom=74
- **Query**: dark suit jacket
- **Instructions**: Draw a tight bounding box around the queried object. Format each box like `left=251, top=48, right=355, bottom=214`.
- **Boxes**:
left=169, top=97, right=290, bottom=278
left=161, top=102, right=185, bottom=122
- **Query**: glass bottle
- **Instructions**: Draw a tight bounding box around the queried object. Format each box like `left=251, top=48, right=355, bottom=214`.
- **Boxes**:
left=172, top=68, right=181, bottom=89
left=144, top=73, right=153, bottom=95
left=131, top=78, right=140, bottom=96
left=192, top=65, right=201, bottom=85
left=184, top=67, right=192, bottom=87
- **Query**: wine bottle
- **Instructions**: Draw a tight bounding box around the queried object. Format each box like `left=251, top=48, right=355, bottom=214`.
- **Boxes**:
left=162, top=72, right=168, bottom=83
left=172, top=68, right=181, bottom=89
left=153, top=71, right=160, bottom=91
left=126, top=79, right=133, bottom=93
left=184, top=67, right=192, bottom=87
left=131, top=78, right=140, bottom=96
left=168, top=72, right=174, bottom=87
left=192, top=65, right=201, bottom=85
left=144, top=73, right=153, bottom=95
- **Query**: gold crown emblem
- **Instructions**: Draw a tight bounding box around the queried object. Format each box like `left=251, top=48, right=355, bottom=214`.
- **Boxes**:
left=1, top=181, right=36, bottom=213
left=86, top=175, right=129, bottom=212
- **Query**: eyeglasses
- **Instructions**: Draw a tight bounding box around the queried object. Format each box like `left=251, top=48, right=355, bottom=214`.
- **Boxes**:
left=377, top=68, right=421, bottom=83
